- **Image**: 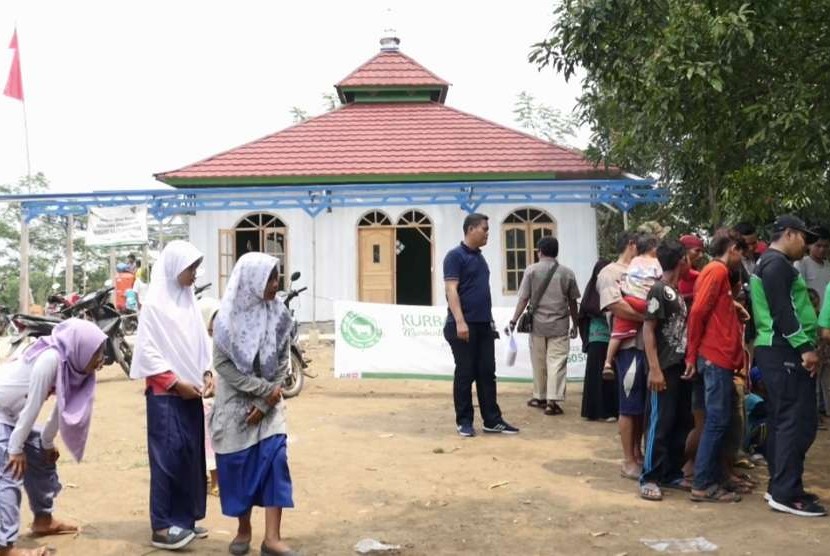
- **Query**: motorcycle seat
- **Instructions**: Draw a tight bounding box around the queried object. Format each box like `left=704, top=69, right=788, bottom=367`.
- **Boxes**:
left=13, top=313, right=63, bottom=324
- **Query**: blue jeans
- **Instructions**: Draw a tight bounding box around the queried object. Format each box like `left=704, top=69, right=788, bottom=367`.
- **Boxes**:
left=693, top=358, right=734, bottom=490
left=0, top=425, right=61, bottom=547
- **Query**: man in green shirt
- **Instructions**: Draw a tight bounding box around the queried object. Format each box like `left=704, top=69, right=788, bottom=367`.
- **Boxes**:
left=751, top=215, right=824, bottom=517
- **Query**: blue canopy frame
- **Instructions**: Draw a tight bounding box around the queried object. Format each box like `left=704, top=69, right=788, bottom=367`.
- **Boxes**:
left=0, top=178, right=666, bottom=222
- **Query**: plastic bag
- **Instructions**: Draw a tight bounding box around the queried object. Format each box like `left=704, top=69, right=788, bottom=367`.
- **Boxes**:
left=505, top=330, right=518, bottom=367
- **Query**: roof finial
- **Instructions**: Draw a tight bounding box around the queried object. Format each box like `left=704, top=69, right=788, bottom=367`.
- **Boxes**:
left=379, top=7, right=400, bottom=52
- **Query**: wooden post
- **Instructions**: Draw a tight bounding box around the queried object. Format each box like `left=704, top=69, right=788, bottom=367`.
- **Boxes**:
left=623, top=210, right=630, bottom=230
left=66, top=215, right=74, bottom=294
left=19, top=212, right=30, bottom=313
left=109, top=248, right=117, bottom=303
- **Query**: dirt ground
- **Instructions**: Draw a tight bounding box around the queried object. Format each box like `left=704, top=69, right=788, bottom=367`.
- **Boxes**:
left=13, top=342, right=830, bottom=555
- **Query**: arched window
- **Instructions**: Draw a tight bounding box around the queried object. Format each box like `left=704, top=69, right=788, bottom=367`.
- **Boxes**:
left=358, top=210, right=393, bottom=227
left=219, top=212, right=288, bottom=294
left=502, top=208, right=557, bottom=293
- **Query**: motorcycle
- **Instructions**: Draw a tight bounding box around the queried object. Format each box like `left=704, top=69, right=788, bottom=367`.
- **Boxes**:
left=194, top=283, right=212, bottom=299
left=10, top=285, right=133, bottom=376
left=279, top=271, right=313, bottom=399
left=45, top=284, right=80, bottom=317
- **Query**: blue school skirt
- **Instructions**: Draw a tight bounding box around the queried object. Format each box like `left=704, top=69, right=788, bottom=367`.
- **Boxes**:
left=215, top=434, right=293, bottom=517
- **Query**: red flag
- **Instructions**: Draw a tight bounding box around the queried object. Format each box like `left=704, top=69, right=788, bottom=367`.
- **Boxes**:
left=4, top=29, right=24, bottom=101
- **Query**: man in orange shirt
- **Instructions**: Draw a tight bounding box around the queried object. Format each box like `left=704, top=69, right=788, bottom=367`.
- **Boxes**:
left=686, top=228, right=748, bottom=503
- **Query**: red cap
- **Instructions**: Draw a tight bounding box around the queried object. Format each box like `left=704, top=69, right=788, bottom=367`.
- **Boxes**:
left=680, top=234, right=704, bottom=250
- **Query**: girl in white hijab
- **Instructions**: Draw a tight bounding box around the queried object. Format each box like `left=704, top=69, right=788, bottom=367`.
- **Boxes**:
left=131, top=240, right=212, bottom=552
left=210, top=252, right=297, bottom=556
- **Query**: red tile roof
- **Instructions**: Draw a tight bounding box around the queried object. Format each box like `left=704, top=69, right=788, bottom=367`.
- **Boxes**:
left=335, top=50, right=449, bottom=88
left=156, top=102, right=614, bottom=183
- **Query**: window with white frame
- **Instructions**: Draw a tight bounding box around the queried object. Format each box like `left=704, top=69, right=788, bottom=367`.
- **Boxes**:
left=502, top=208, right=557, bottom=293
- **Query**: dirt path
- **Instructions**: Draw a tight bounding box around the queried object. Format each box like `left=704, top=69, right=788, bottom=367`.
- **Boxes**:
left=15, top=343, right=830, bottom=555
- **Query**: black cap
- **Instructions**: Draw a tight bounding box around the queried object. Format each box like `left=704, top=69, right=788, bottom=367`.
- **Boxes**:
left=772, top=214, right=818, bottom=241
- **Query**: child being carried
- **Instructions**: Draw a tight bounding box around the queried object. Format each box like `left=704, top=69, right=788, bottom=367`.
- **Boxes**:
left=603, top=234, right=663, bottom=379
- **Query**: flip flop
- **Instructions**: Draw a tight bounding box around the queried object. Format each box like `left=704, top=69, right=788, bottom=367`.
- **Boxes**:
left=260, top=542, right=299, bottom=556
left=724, top=479, right=753, bottom=494
left=230, top=540, right=251, bottom=555
left=640, top=482, right=663, bottom=501
left=690, top=485, right=741, bottom=503
left=527, top=398, right=545, bottom=409
left=29, top=521, right=79, bottom=537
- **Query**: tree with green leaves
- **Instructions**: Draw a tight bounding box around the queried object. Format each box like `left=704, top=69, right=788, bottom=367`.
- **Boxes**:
left=531, top=0, right=830, bottom=232
left=513, top=91, right=579, bottom=146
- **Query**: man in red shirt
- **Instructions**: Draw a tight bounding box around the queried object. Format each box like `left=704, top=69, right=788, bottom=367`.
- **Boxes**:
left=686, top=228, right=748, bottom=503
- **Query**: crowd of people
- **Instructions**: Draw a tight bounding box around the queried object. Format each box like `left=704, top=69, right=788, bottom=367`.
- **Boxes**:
left=443, top=212, right=830, bottom=518
left=3, top=212, right=830, bottom=555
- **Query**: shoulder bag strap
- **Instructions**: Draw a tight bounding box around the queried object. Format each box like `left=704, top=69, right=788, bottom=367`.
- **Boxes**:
left=528, top=261, right=560, bottom=313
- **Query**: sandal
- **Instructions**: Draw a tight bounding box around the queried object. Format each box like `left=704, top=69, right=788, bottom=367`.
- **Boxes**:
left=735, top=458, right=755, bottom=470
left=734, top=472, right=759, bottom=486
left=723, top=479, right=753, bottom=495
left=545, top=402, right=564, bottom=416
left=229, top=540, right=251, bottom=555
left=602, top=364, right=615, bottom=381
left=527, top=398, right=545, bottom=409
left=640, top=482, right=663, bottom=501
left=690, top=484, right=742, bottom=503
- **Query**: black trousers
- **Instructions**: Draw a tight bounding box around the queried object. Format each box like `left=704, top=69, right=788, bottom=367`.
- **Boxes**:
left=444, top=321, right=502, bottom=427
left=641, top=364, right=693, bottom=485
left=756, top=346, right=818, bottom=504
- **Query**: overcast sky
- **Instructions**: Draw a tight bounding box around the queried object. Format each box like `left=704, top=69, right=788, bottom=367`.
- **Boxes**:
left=0, top=0, right=586, bottom=194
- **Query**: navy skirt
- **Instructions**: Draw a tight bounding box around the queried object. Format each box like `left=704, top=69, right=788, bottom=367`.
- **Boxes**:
left=216, top=434, right=293, bottom=517
left=146, top=391, right=207, bottom=531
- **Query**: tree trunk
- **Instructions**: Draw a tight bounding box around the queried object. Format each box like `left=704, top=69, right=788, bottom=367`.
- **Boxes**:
left=708, top=177, right=721, bottom=230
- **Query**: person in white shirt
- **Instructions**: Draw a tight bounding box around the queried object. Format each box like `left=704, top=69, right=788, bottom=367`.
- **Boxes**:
left=0, top=319, right=106, bottom=556
left=795, top=227, right=830, bottom=303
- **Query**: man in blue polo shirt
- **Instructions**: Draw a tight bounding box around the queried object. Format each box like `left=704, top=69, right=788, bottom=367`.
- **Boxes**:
left=444, top=213, right=519, bottom=437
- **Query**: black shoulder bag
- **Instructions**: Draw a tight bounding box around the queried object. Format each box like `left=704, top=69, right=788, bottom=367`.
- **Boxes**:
left=516, top=261, right=559, bottom=334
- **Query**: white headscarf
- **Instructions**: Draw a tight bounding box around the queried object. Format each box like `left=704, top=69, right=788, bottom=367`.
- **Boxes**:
left=130, top=240, right=211, bottom=387
left=213, top=252, right=293, bottom=381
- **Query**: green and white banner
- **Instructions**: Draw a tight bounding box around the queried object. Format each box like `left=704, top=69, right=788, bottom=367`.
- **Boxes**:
left=334, top=301, right=586, bottom=382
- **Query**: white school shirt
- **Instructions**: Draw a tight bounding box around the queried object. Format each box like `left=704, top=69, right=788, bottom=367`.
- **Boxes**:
left=0, top=350, right=60, bottom=455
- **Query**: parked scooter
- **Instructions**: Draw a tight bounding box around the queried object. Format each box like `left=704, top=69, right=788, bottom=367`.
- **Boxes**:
left=194, top=283, right=212, bottom=299
left=279, top=271, right=313, bottom=398
left=10, top=285, right=133, bottom=376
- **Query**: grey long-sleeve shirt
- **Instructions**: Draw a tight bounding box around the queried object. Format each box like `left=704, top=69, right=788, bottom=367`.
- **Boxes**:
left=208, top=341, right=289, bottom=455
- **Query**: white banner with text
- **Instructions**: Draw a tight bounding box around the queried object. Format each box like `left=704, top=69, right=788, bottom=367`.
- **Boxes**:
left=334, top=301, right=586, bottom=382
left=86, top=205, right=148, bottom=247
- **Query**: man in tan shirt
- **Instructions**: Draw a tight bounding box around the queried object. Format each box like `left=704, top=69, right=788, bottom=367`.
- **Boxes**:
left=596, top=231, right=645, bottom=479
left=510, top=237, right=580, bottom=415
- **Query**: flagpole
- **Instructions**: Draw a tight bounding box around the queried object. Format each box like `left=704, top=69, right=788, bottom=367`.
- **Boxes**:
left=22, top=99, right=31, bottom=180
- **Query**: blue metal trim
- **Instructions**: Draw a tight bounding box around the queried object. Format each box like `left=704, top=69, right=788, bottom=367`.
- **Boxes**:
left=0, top=179, right=667, bottom=222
